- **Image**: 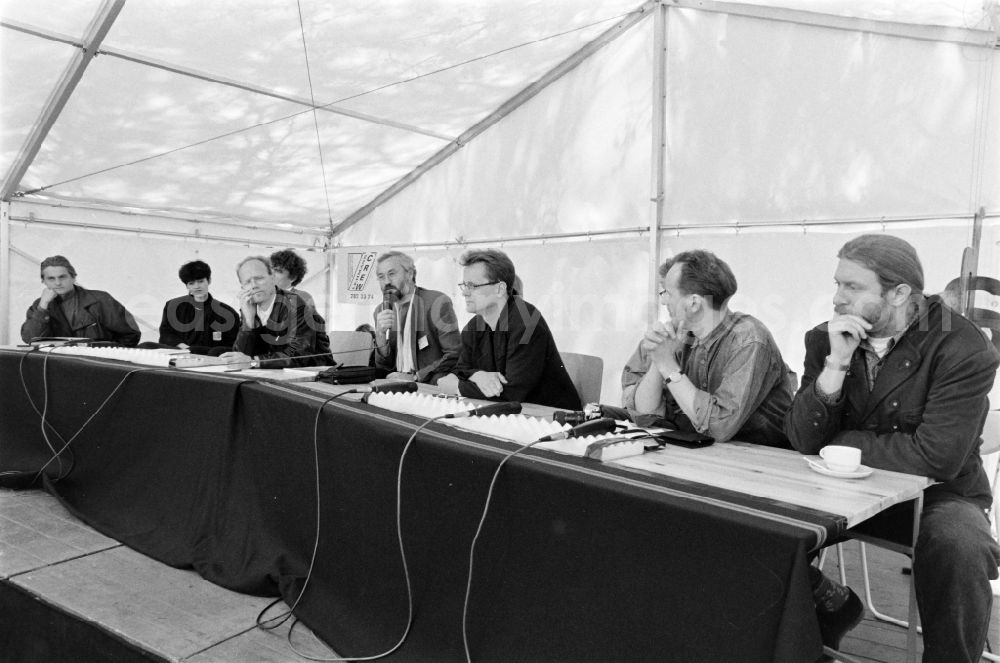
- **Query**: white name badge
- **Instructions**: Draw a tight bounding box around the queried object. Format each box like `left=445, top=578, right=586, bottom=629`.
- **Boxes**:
left=213, top=331, right=222, bottom=341
left=417, top=335, right=429, bottom=350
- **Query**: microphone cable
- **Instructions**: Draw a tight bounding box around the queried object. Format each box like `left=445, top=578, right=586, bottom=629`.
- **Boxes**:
left=4, top=346, right=72, bottom=483
left=461, top=436, right=544, bottom=663
left=280, top=399, right=518, bottom=660
left=461, top=417, right=618, bottom=663
left=13, top=344, right=262, bottom=486
left=16, top=345, right=168, bottom=484
left=261, top=384, right=422, bottom=662
left=256, top=390, right=353, bottom=635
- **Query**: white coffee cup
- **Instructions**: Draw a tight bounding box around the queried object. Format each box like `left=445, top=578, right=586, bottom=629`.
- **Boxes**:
left=819, top=445, right=862, bottom=473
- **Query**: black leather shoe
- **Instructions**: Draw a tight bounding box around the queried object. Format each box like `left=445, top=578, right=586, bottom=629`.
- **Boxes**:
left=817, top=589, right=864, bottom=651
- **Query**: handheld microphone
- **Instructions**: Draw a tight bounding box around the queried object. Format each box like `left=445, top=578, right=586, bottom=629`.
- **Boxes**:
left=358, top=381, right=419, bottom=402
left=444, top=401, right=522, bottom=419
left=382, top=287, right=399, bottom=342
left=537, top=417, right=617, bottom=442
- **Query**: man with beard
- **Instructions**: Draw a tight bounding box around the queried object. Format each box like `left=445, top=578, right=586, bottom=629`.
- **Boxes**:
left=622, top=249, right=793, bottom=446
left=21, top=255, right=140, bottom=346
left=785, top=234, right=1000, bottom=661
left=218, top=256, right=321, bottom=368
left=371, top=251, right=460, bottom=384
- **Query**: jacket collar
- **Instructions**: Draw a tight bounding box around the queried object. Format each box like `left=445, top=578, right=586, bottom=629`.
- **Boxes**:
left=852, top=296, right=935, bottom=421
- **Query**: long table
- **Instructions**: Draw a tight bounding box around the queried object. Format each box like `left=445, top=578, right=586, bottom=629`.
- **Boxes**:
left=0, top=348, right=930, bottom=662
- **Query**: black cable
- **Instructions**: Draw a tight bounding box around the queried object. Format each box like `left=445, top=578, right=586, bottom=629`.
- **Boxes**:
left=258, top=387, right=422, bottom=663
left=14, top=346, right=257, bottom=483
left=32, top=361, right=167, bottom=483
left=15, top=346, right=69, bottom=480
left=282, top=410, right=449, bottom=661
left=256, top=390, right=354, bottom=633
left=461, top=437, right=545, bottom=663
left=5, top=347, right=72, bottom=483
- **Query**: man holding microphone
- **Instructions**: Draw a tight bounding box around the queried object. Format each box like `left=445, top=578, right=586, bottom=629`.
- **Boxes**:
left=371, top=251, right=460, bottom=384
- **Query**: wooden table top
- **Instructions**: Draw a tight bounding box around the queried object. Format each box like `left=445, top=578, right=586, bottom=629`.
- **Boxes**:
left=613, top=441, right=931, bottom=529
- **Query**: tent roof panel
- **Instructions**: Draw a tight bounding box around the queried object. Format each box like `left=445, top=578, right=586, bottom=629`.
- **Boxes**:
left=1, top=0, right=996, bottom=230
left=0, top=29, right=78, bottom=169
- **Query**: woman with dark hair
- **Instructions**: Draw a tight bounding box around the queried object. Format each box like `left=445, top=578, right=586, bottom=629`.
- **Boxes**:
left=269, top=249, right=314, bottom=307
left=268, top=249, right=333, bottom=365
left=154, top=260, right=239, bottom=353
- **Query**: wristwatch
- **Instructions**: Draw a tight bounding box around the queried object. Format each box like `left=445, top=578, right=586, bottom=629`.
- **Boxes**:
left=249, top=357, right=260, bottom=369
left=664, top=371, right=684, bottom=385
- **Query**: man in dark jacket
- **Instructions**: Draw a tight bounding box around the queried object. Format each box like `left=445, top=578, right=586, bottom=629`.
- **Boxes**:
left=21, top=255, right=140, bottom=346
left=157, top=260, right=238, bottom=353
left=371, top=250, right=460, bottom=384
left=218, top=256, right=322, bottom=368
left=438, top=249, right=580, bottom=410
left=785, top=234, right=1000, bottom=661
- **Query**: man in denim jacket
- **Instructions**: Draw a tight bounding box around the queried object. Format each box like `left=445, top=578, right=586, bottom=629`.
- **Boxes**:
left=622, top=250, right=792, bottom=447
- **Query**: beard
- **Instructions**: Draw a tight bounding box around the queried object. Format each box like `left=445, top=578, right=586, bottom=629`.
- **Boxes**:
left=836, top=298, right=894, bottom=335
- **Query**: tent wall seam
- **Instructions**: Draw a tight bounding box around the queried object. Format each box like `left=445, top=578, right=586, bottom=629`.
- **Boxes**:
left=333, top=213, right=996, bottom=251
left=13, top=197, right=331, bottom=237
left=669, top=0, right=999, bottom=48
left=6, top=214, right=322, bottom=250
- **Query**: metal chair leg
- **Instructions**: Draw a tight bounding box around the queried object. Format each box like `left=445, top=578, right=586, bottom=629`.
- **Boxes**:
left=858, top=541, right=919, bottom=631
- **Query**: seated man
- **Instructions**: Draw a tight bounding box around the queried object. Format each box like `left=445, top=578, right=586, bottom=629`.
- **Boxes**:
left=371, top=250, right=460, bottom=384
left=438, top=249, right=580, bottom=410
left=157, top=260, right=238, bottom=353
left=785, top=234, right=1000, bottom=659
left=218, top=256, right=322, bottom=368
left=622, top=250, right=792, bottom=446
left=21, top=255, right=140, bottom=346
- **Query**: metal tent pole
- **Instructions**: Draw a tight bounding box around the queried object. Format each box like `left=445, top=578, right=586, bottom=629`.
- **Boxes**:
left=648, top=1, right=667, bottom=324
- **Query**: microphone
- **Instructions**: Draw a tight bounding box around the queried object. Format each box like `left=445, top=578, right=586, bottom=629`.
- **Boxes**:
left=382, top=287, right=399, bottom=342
left=552, top=410, right=591, bottom=425
left=444, top=401, right=523, bottom=419
left=358, top=381, right=419, bottom=402
left=536, top=417, right=617, bottom=442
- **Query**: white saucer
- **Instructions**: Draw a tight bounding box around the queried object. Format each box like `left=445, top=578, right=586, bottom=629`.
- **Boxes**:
left=804, top=456, right=873, bottom=479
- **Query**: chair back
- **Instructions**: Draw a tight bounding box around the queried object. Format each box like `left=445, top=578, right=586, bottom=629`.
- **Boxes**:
left=944, top=275, right=1000, bottom=351
left=560, top=352, right=603, bottom=405
left=328, top=331, right=374, bottom=366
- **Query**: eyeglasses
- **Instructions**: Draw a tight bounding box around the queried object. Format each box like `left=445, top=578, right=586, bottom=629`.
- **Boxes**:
left=458, top=280, right=500, bottom=292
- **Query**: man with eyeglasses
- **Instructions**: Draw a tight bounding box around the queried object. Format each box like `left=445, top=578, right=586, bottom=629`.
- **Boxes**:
left=371, top=250, right=460, bottom=384
left=218, top=255, right=322, bottom=368
left=622, top=249, right=792, bottom=447
left=437, top=249, right=581, bottom=410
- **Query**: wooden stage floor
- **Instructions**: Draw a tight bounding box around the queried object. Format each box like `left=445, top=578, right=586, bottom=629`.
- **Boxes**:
left=2, top=487, right=998, bottom=663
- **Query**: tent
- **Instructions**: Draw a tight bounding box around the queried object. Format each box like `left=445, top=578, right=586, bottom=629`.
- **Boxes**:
left=2, top=0, right=998, bottom=403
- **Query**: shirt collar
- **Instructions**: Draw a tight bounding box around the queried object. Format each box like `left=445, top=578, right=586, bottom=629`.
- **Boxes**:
left=691, top=309, right=738, bottom=349
left=256, top=290, right=277, bottom=323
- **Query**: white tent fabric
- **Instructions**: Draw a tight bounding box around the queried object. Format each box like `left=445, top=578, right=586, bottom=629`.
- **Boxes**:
left=2, top=0, right=644, bottom=227
left=2, top=0, right=998, bottom=403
